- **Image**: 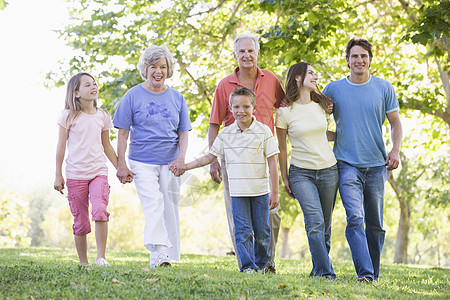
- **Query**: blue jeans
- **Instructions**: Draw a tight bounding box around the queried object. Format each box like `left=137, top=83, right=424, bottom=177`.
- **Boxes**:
left=288, top=164, right=339, bottom=278
left=337, top=161, right=387, bottom=281
left=231, top=194, right=271, bottom=272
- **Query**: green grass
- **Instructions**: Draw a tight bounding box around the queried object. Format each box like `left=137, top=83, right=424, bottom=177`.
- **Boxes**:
left=0, top=248, right=448, bottom=299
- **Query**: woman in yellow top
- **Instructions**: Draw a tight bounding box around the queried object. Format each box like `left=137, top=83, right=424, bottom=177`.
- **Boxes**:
left=276, top=62, right=338, bottom=279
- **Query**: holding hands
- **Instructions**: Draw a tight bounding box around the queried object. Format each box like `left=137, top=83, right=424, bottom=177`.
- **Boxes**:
left=116, top=166, right=135, bottom=184
left=168, top=157, right=187, bottom=177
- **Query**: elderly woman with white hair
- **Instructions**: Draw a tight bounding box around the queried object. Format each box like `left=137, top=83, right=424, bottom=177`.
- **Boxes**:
left=113, top=45, right=192, bottom=268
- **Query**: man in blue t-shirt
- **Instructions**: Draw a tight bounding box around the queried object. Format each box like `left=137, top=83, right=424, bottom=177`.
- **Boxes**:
left=323, top=38, right=403, bottom=282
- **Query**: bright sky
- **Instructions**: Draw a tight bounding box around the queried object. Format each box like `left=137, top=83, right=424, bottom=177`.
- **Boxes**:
left=0, top=0, right=209, bottom=194
left=0, top=0, right=72, bottom=192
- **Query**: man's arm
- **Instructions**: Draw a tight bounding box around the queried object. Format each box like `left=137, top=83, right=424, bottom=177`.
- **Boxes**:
left=208, top=123, right=222, bottom=184
left=386, top=110, right=403, bottom=171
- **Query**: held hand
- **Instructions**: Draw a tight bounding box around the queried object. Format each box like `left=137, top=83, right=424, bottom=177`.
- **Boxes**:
left=385, top=149, right=400, bottom=171
left=169, top=159, right=187, bottom=177
left=269, top=193, right=279, bottom=210
left=117, top=166, right=135, bottom=184
left=209, top=159, right=222, bottom=184
left=54, top=176, right=65, bottom=194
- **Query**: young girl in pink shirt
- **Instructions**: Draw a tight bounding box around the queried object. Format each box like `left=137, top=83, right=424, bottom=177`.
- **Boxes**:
left=54, top=72, right=118, bottom=266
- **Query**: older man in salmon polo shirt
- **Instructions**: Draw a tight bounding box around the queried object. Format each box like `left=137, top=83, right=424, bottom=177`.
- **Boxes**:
left=208, top=33, right=285, bottom=274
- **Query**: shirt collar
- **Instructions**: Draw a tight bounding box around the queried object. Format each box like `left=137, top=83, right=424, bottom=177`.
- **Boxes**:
left=231, top=116, right=257, bottom=132
left=230, top=67, right=265, bottom=85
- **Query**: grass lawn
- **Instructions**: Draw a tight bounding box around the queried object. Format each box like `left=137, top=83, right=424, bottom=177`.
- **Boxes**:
left=0, top=248, right=448, bottom=299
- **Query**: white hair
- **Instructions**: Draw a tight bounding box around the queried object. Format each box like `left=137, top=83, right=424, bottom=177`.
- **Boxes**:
left=137, top=45, right=174, bottom=79
left=233, top=33, right=260, bottom=54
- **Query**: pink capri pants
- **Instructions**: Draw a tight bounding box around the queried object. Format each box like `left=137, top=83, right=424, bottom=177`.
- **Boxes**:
left=66, top=175, right=110, bottom=236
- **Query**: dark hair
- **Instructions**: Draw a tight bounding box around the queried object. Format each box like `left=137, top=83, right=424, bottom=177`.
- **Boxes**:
left=285, top=62, right=331, bottom=113
left=345, top=38, right=373, bottom=60
left=229, top=87, right=256, bottom=106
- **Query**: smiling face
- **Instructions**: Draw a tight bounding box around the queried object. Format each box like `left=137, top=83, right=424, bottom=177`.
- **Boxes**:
left=346, top=45, right=372, bottom=77
left=233, top=38, right=259, bottom=71
left=297, top=65, right=318, bottom=92
left=145, top=57, right=168, bottom=92
left=75, top=75, right=98, bottom=102
left=230, top=95, right=255, bottom=130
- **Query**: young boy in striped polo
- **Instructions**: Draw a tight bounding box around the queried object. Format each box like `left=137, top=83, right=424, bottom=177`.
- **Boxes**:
left=169, top=87, right=279, bottom=273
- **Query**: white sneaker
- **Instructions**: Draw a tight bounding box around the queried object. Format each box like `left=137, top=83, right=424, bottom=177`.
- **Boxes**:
left=157, top=251, right=171, bottom=267
left=243, top=268, right=256, bottom=274
left=150, top=253, right=158, bottom=268
left=96, top=258, right=110, bottom=267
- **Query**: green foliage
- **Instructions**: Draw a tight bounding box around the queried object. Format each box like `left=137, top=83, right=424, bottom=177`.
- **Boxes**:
left=0, top=0, right=7, bottom=10
left=400, top=1, right=450, bottom=49
left=1, top=248, right=449, bottom=299
left=0, top=188, right=31, bottom=247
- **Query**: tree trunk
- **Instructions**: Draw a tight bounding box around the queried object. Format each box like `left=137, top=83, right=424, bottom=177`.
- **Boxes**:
left=279, top=227, right=291, bottom=258
left=394, top=196, right=411, bottom=264
left=387, top=171, right=411, bottom=264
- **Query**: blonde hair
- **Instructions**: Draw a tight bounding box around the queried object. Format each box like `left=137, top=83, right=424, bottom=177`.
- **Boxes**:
left=137, top=45, right=174, bottom=79
left=64, top=72, right=97, bottom=128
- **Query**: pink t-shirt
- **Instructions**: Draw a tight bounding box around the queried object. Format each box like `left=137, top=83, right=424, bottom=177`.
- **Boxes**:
left=209, top=67, right=285, bottom=133
left=57, top=109, right=113, bottom=180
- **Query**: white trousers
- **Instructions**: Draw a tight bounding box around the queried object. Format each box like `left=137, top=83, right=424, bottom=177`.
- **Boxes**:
left=129, top=159, right=181, bottom=261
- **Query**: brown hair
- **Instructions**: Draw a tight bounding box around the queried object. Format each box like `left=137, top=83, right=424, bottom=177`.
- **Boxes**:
left=285, top=62, right=331, bottom=113
left=229, top=87, right=256, bottom=106
left=345, top=38, right=373, bottom=60
left=64, top=72, right=97, bottom=128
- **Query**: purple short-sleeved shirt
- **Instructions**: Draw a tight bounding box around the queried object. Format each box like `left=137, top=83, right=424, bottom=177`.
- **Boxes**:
left=113, top=85, right=192, bottom=165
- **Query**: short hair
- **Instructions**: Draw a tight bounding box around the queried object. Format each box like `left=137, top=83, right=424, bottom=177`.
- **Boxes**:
left=229, top=87, right=256, bottom=106
left=137, top=45, right=174, bottom=79
left=345, top=38, right=373, bottom=60
left=233, top=33, right=260, bottom=54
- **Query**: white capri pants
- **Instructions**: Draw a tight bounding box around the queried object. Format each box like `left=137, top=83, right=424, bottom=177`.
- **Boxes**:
left=129, top=159, right=181, bottom=261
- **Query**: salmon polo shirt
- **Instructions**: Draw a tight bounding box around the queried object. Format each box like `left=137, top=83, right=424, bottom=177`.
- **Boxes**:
left=209, top=67, right=285, bottom=133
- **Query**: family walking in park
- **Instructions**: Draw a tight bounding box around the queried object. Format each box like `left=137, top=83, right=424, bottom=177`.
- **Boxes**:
left=54, top=33, right=403, bottom=282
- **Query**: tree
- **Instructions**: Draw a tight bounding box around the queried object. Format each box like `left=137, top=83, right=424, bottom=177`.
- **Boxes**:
left=0, top=0, right=8, bottom=10
left=52, top=0, right=449, bottom=265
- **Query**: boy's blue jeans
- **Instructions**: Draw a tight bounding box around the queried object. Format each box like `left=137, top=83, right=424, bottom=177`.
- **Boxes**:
left=288, top=164, right=338, bottom=278
left=231, top=194, right=271, bottom=272
left=337, top=161, right=387, bottom=281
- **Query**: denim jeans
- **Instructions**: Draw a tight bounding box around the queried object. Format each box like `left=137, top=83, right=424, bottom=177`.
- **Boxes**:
left=288, top=164, right=339, bottom=278
left=337, top=161, right=387, bottom=281
left=231, top=194, right=271, bottom=272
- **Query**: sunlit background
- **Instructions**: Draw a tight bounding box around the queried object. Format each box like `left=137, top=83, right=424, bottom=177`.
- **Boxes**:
left=0, top=0, right=448, bottom=268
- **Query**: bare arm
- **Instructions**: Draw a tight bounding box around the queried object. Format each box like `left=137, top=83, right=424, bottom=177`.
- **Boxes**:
left=54, top=126, right=67, bottom=194
left=386, top=110, right=403, bottom=171
left=116, top=128, right=134, bottom=183
left=102, top=130, right=118, bottom=169
left=276, top=127, right=294, bottom=198
left=267, top=155, right=280, bottom=209
left=208, top=123, right=222, bottom=184
left=186, top=153, right=217, bottom=170
left=168, top=130, right=189, bottom=176
left=326, top=130, right=335, bottom=141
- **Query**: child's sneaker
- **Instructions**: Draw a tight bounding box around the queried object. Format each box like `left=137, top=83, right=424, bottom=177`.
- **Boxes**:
left=243, top=268, right=256, bottom=274
left=96, top=258, right=110, bottom=267
left=157, top=251, right=171, bottom=267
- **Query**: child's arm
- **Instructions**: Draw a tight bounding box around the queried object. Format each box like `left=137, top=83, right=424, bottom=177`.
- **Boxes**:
left=169, top=130, right=189, bottom=176
left=267, top=154, right=279, bottom=209
left=116, top=128, right=135, bottom=183
left=102, top=129, right=118, bottom=169
left=54, top=125, right=67, bottom=194
left=169, top=153, right=217, bottom=175
left=186, top=153, right=217, bottom=170
left=276, top=127, right=294, bottom=198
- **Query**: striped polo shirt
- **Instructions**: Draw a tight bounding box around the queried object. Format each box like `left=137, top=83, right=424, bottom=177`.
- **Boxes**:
left=210, top=117, right=279, bottom=197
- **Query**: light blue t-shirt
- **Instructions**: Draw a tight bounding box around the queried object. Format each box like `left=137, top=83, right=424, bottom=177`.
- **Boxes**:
left=113, top=85, right=192, bottom=165
left=323, top=76, right=399, bottom=168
